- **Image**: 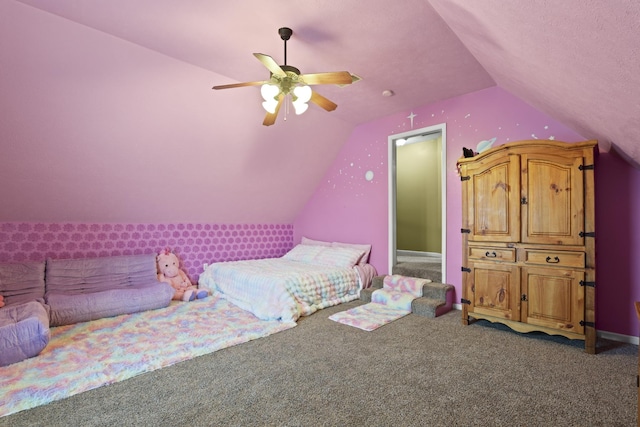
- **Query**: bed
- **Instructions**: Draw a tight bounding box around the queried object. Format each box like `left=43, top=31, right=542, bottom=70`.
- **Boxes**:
left=199, top=239, right=376, bottom=322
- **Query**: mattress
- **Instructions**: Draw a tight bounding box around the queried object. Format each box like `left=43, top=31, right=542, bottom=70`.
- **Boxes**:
left=199, top=257, right=360, bottom=322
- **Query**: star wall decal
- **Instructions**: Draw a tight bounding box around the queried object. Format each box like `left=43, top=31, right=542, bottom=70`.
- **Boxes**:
left=407, top=112, right=417, bottom=128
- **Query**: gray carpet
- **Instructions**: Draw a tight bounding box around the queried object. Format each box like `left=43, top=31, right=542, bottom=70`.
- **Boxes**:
left=393, top=261, right=442, bottom=282
left=2, top=301, right=636, bottom=427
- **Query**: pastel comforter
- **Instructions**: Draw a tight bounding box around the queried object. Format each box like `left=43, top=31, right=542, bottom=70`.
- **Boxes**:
left=199, top=258, right=360, bottom=322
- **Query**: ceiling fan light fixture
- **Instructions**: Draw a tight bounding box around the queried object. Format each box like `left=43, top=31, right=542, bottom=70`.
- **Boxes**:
left=293, top=102, right=309, bottom=115
left=292, top=85, right=312, bottom=115
left=261, top=83, right=280, bottom=101
left=293, top=85, right=312, bottom=102
left=262, top=99, right=279, bottom=114
left=261, top=83, right=280, bottom=113
left=292, top=100, right=308, bottom=115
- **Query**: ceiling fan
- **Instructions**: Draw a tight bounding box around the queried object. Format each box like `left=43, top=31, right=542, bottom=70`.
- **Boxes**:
left=212, top=27, right=357, bottom=126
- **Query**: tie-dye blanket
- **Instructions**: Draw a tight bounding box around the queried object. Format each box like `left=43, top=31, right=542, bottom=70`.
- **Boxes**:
left=381, top=274, right=426, bottom=297
left=329, top=275, right=430, bottom=331
left=0, top=295, right=295, bottom=417
left=199, top=258, right=360, bottom=322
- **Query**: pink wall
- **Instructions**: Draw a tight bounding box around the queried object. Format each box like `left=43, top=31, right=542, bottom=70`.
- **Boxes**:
left=0, top=222, right=293, bottom=284
left=294, top=86, right=640, bottom=338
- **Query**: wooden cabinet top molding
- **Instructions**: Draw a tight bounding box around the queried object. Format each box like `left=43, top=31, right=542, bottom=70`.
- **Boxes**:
left=457, top=139, right=598, bottom=165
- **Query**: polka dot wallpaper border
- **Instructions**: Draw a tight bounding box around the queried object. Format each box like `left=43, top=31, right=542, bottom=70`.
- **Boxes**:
left=0, top=222, right=294, bottom=283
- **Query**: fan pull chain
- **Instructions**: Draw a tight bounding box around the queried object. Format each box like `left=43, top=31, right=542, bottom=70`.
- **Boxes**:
left=284, top=95, right=289, bottom=121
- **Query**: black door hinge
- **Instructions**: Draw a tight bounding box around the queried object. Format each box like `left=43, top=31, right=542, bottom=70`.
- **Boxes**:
left=579, top=231, right=596, bottom=238
left=461, top=267, right=471, bottom=273
left=579, top=164, right=594, bottom=171
left=461, top=228, right=471, bottom=234
left=461, top=298, right=471, bottom=305
left=580, top=281, right=596, bottom=288
left=460, top=176, right=470, bottom=181
left=580, top=320, right=595, bottom=328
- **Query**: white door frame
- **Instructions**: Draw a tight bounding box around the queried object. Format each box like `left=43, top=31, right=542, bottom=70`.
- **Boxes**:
left=388, top=123, right=447, bottom=282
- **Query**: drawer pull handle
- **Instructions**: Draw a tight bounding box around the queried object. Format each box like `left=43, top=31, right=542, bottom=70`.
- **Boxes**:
left=546, top=256, right=560, bottom=264
left=485, top=251, right=497, bottom=258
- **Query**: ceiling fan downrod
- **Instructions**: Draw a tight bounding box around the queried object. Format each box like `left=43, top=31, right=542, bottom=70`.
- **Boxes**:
left=278, top=27, right=293, bottom=66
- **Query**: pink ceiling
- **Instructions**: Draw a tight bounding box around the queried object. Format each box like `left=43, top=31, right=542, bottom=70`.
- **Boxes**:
left=13, top=0, right=639, bottom=166
left=429, top=0, right=640, bottom=166
left=2, top=1, right=639, bottom=225
left=13, top=0, right=495, bottom=125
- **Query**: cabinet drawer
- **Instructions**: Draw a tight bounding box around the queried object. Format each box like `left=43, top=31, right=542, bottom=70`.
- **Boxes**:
left=524, top=250, right=585, bottom=268
left=468, top=247, right=516, bottom=262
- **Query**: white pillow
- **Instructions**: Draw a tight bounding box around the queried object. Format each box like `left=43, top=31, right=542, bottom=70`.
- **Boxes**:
left=301, top=236, right=332, bottom=247
left=283, top=245, right=364, bottom=269
left=332, top=241, right=372, bottom=265
left=313, top=246, right=365, bottom=268
left=282, top=245, right=324, bottom=263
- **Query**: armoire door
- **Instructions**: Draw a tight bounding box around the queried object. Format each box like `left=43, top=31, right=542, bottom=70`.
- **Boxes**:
left=520, top=153, right=585, bottom=245
left=463, top=154, right=520, bottom=243
left=521, top=266, right=585, bottom=334
left=468, top=261, right=520, bottom=321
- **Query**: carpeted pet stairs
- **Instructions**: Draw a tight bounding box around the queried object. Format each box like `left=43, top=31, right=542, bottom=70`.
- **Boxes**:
left=329, top=275, right=429, bottom=331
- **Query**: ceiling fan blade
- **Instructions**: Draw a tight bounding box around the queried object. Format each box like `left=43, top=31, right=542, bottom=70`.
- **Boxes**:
left=263, top=94, right=284, bottom=126
left=310, top=91, right=338, bottom=112
left=301, top=71, right=353, bottom=86
left=254, top=53, right=287, bottom=77
left=212, top=80, right=268, bottom=90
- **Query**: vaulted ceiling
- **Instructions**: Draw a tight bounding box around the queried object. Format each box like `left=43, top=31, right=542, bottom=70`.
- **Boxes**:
left=2, top=0, right=639, bottom=226
left=14, top=0, right=639, bottom=166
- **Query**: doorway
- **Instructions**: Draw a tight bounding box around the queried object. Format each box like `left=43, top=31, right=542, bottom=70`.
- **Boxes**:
left=388, top=123, right=446, bottom=282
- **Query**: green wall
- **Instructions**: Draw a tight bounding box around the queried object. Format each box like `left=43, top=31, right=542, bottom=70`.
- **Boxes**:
left=396, top=137, right=442, bottom=253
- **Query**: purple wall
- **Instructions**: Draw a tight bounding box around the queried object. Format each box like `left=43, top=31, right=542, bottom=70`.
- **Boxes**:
left=0, top=222, right=293, bottom=284
left=595, top=150, right=640, bottom=336
left=295, top=86, right=640, bottom=338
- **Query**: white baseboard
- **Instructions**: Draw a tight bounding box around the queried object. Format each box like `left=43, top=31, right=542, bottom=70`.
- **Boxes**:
left=598, top=330, right=639, bottom=345
left=450, top=304, right=638, bottom=345
left=397, top=250, right=441, bottom=259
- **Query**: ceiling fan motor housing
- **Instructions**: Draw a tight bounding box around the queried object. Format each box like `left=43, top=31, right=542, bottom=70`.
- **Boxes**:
left=270, top=66, right=301, bottom=94
left=278, top=27, right=293, bottom=41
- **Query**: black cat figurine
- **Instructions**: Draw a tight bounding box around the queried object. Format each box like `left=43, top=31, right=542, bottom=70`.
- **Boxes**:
left=462, top=147, right=475, bottom=158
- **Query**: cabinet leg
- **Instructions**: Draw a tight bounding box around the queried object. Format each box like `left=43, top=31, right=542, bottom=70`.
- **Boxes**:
left=462, top=305, right=470, bottom=325
left=585, top=329, right=596, bottom=354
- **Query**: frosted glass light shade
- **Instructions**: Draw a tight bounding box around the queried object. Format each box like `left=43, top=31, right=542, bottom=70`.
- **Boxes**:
left=293, top=85, right=312, bottom=103
left=261, top=83, right=280, bottom=113
left=293, top=102, right=309, bottom=115
left=292, top=85, right=312, bottom=115
left=261, top=83, right=280, bottom=101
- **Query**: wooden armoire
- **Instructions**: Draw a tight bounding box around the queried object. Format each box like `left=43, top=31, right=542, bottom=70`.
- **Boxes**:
left=458, top=140, right=597, bottom=353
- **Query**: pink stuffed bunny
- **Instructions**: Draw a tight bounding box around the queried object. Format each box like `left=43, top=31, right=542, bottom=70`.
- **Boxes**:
left=0, top=294, right=5, bottom=308
left=156, top=249, right=208, bottom=302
